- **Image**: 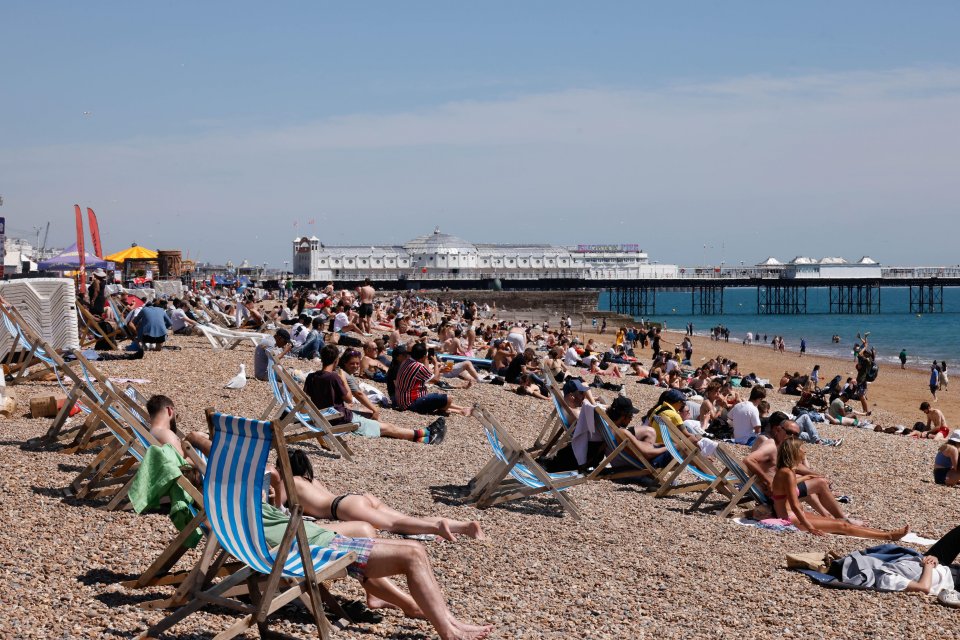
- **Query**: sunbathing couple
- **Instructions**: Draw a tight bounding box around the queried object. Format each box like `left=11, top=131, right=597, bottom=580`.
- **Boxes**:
left=147, top=395, right=489, bottom=640
left=745, top=413, right=909, bottom=540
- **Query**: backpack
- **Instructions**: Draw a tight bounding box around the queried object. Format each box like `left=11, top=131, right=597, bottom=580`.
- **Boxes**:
left=866, top=363, right=879, bottom=382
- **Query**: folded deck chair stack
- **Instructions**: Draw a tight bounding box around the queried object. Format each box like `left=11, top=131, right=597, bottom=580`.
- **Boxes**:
left=467, top=403, right=593, bottom=520
left=0, top=278, right=80, bottom=380
left=139, top=409, right=356, bottom=640
left=0, top=303, right=65, bottom=384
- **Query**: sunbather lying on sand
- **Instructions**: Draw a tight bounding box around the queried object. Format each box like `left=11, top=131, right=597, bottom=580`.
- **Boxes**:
left=271, top=449, right=485, bottom=542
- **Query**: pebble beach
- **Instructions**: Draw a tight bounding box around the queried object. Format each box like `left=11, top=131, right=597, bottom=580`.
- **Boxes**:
left=2, top=316, right=960, bottom=639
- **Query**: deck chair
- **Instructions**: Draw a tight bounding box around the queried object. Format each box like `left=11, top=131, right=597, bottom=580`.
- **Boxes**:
left=689, top=443, right=770, bottom=517
left=138, top=410, right=357, bottom=640
left=196, top=323, right=267, bottom=351
left=77, top=303, right=120, bottom=350
left=0, top=303, right=62, bottom=383
left=466, top=403, right=594, bottom=520
left=260, top=357, right=358, bottom=460
left=653, top=415, right=739, bottom=501
left=590, top=406, right=676, bottom=484
left=529, top=363, right=576, bottom=455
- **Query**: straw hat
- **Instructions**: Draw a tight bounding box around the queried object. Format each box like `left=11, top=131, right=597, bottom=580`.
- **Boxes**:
left=92, top=268, right=107, bottom=278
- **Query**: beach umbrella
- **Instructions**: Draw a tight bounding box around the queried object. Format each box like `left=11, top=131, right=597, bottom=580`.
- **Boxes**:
left=104, top=243, right=158, bottom=263
left=38, top=243, right=114, bottom=271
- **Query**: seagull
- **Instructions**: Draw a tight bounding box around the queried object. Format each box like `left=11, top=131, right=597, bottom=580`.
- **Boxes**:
left=224, top=364, right=247, bottom=389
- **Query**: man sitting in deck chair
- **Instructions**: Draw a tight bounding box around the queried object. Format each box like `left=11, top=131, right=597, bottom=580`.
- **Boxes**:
left=394, top=342, right=473, bottom=417
left=742, top=413, right=855, bottom=521
left=306, top=345, right=447, bottom=444
left=600, top=396, right=674, bottom=470
left=254, top=328, right=293, bottom=381
left=646, top=389, right=720, bottom=458
left=147, top=394, right=212, bottom=458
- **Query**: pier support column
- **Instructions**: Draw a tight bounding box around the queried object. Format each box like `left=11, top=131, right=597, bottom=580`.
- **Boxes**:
left=909, top=284, right=943, bottom=314
left=829, top=283, right=880, bottom=314
left=691, top=286, right=723, bottom=315
left=757, top=284, right=807, bottom=315
left=609, top=287, right=655, bottom=316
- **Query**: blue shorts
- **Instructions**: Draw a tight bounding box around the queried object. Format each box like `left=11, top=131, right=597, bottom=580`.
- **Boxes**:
left=651, top=451, right=674, bottom=468
left=351, top=414, right=381, bottom=438
left=406, top=393, right=448, bottom=415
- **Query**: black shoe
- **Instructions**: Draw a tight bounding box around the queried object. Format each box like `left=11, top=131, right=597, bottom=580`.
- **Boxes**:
left=427, top=417, right=446, bottom=445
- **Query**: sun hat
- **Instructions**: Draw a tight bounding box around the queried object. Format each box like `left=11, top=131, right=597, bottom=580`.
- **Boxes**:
left=948, top=429, right=960, bottom=443
left=92, top=268, right=107, bottom=278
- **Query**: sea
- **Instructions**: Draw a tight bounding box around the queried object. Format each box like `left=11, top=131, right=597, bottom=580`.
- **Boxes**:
left=598, top=286, right=960, bottom=368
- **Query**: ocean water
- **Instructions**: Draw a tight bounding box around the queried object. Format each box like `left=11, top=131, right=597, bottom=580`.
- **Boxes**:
left=598, top=286, right=960, bottom=367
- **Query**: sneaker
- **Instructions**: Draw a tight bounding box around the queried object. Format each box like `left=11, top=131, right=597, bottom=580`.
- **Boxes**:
left=938, top=589, right=960, bottom=608
left=427, top=418, right=446, bottom=445
left=833, top=438, right=843, bottom=447
left=837, top=495, right=852, bottom=504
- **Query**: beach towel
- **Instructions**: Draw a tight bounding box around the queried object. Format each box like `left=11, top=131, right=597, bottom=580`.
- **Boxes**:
left=735, top=518, right=937, bottom=546
left=129, top=444, right=202, bottom=548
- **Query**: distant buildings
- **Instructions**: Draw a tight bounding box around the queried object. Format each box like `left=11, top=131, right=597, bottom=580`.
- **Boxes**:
left=292, top=227, right=679, bottom=283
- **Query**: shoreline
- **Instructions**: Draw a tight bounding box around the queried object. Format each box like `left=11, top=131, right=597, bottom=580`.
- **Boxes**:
left=568, top=325, right=956, bottom=429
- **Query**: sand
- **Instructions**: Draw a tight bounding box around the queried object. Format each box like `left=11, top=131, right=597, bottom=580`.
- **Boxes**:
left=1, top=317, right=959, bottom=639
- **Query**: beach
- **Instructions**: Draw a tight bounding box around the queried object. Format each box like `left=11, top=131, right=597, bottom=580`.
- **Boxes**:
left=2, top=316, right=960, bottom=639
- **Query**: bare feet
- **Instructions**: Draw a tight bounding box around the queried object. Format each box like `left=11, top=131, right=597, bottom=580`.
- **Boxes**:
left=465, top=521, right=485, bottom=540
left=447, top=617, right=494, bottom=639
left=367, top=595, right=426, bottom=619
left=437, top=519, right=456, bottom=542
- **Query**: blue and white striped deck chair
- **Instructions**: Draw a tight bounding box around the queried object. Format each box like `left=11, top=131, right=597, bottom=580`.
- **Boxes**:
left=467, top=403, right=587, bottom=520
left=140, top=411, right=357, bottom=640
left=689, top=443, right=771, bottom=518
left=653, top=415, right=740, bottom=501
left=591, top=406, right=674, bottom=484
left=0, top=303, right=62, bottom=384
left=77, top=302, right=120, bottom=350
left=263, top=357, right=357, bottom=460
left=529, top=362, right=577, bottom=455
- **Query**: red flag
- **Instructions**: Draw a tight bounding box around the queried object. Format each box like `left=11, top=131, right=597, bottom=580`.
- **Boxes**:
left=75, top=204, right=87, bottom=291
left=87, top=207, right=103, bottom=258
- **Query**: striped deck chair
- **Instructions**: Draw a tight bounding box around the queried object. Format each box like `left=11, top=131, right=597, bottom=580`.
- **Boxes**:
left=0, top=303, right=61, bottom=384
left=689, top=443, right=771, bottom=518
left=261, top=356, right=357, bottom=460
left=591, top=406, right=675, bottom=484
left=653, top=415, right=739, bottom=501
left=77, top=303, right=120, bottom=350
left=139, top=411, right=356, bottom=640
left=466, top=403, right=591, bottom=520
left=528, top=363, right=576, bottom=455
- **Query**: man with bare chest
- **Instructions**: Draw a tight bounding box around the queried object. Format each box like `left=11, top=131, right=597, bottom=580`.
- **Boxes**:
left=356, top=278, right=376, bottom=333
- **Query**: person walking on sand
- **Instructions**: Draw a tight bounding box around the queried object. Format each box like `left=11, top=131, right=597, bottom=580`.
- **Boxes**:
left=931, top=363, right=941, bottom=401
left=799, top=338, right=806, bottom=357
left=940, top=361, right=949, bottom=391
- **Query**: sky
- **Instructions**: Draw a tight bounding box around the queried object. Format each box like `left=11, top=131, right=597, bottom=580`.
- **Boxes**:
left=2, top=2, right=960, bottom=267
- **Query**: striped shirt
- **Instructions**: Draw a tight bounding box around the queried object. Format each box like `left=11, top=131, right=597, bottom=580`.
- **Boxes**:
left=394, top=358, right=433, bottom=410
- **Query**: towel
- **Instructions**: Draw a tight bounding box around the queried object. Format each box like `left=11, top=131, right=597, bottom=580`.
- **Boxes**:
left=571, top=402, right=600, bottom=466
left=129, top=444, right=202, bottom=548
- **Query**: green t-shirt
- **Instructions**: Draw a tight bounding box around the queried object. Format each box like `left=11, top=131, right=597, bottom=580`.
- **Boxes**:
left=261, top=502, right=336, bottom=549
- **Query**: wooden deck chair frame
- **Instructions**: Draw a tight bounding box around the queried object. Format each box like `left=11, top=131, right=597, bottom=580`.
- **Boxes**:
left=263, top=357, right=358, bottom=460
left=589, top=406, right=677, bottom=484
left=529, top=361, right=575, bottom=455
left=467, top=403, right=594, bottom=520
left=77, top=303, right=120, bottom=350
left=0, top=303, right=62, bottom=384
left=688, top=443, right=768, bottom=518
left=138, top=408, right=356, bottom=640
left=196, top=323, right=266, bottom=351
left=653, top=415, right=739, bottom=501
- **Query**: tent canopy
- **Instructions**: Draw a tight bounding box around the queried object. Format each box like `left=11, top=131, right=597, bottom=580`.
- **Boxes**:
left=38, top=243, right=113, bottom=271
left=105, top=243, right=158, bottom=263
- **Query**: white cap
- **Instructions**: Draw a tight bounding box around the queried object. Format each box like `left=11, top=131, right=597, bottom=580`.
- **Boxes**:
left=949, top=429, right=960, bottom=443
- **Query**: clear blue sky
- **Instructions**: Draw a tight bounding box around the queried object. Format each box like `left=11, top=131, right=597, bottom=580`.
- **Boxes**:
left=3, top=2, right=960, bottom=266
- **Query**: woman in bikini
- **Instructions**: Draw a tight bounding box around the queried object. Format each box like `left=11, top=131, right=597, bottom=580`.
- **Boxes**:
left=272, top=449, right=485, bottom=542
left=772, top=438, right=909, bottom=540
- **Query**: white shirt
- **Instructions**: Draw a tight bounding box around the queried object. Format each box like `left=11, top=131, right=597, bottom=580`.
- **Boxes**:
left=169, top=308, right=189, bottom=332
left=564, top=347, right=580, bottom=367
left=290, top=322, right=309, bottom=347
left=333, top=312, right=351, bottom=333
left=875, top=557, right=955, bottom=595
left=728, top=400, right=761, bottom=444
left=665, top=358, right=679, bottom=374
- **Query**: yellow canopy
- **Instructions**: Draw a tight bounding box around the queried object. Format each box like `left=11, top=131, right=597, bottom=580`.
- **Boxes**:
left=105, top=244, right=158, bottom=263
